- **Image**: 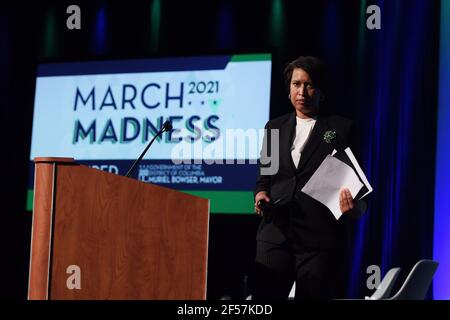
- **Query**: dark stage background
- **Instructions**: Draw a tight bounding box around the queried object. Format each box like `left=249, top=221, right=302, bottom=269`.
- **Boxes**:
left=0, top=0, right=444, bottom=300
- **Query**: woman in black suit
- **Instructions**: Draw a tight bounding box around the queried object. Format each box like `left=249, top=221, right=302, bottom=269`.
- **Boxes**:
left=252, top=56, right=367, bottom=299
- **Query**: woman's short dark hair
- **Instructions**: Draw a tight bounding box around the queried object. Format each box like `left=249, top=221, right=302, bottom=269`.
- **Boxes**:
left=283, top=56, right=325, bottom=93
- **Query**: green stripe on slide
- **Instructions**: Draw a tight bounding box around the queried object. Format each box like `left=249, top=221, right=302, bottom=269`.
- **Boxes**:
left=181, top=190, right=254, bottom=214
left=230, top=53, right=272, bottom=62
left=26, top=189, right=33, bottom=211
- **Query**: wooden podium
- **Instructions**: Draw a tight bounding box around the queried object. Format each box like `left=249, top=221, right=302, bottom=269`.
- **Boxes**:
left=28, top=157, right=210, bottom=300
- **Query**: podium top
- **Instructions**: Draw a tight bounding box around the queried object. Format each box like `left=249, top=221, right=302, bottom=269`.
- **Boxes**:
left=34, top=157, right=75, bottom=164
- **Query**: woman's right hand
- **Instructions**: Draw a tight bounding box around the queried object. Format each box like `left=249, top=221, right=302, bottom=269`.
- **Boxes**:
left=254, top=191, right=271, bottom=216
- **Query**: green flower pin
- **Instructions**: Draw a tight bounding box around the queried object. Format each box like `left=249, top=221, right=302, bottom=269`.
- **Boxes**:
left=323, top=130, right=337, bottom=143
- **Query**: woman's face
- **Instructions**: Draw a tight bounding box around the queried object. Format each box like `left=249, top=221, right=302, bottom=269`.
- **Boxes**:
left=289, top=68, right=321, bottom=118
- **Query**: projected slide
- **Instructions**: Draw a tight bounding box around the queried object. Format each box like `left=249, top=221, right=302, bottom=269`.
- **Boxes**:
left=28, top=53, right=272, bottom=213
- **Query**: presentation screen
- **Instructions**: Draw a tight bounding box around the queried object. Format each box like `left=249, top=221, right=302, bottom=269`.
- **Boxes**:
left=28, top=53, right=272, bottom=213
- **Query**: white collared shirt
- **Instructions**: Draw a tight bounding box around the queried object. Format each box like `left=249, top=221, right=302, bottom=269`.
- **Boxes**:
left=290, top=117, right=317, bottom=168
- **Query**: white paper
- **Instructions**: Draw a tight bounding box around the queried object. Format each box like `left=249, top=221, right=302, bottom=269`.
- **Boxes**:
left=301, top=155, right=364, bottom=220
left=344, top=147, right=373, bottom=199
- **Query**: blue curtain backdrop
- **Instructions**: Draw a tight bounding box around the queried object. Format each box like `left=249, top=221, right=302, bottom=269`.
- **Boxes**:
left=344, top=0, right=439, bottom=298
left=0, top=0, right=446, bottom=299
left=434, top=0, right=450, bottom=300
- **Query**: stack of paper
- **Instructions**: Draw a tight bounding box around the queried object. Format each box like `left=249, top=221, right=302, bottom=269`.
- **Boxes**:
left=301, top=148, right=372, bottom=220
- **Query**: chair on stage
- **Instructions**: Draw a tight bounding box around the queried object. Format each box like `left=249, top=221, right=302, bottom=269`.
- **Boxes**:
left=388, top=259, right=439, bottom=300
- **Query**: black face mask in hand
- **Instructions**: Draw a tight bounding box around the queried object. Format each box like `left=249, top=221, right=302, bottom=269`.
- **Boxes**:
left=258, top=198, right=283, bottom=223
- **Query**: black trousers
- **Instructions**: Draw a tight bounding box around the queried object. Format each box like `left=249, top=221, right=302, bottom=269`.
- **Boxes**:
left=252, top=240, right=342, bottom=300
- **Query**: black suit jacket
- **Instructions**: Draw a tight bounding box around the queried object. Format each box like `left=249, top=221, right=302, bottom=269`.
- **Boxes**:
left=254, top=112, right=367, bottom=249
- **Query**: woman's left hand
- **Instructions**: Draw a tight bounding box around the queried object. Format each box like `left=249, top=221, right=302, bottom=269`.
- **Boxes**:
left=339, top=188, right=354, bottom=214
